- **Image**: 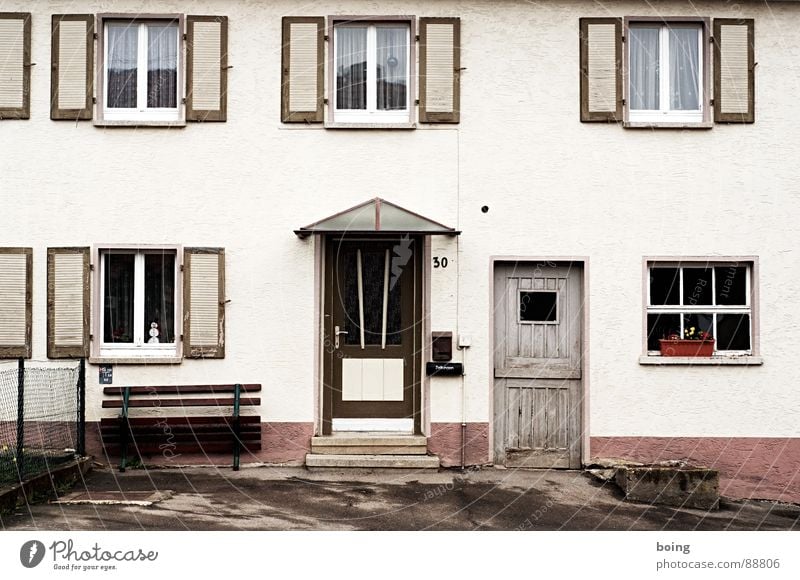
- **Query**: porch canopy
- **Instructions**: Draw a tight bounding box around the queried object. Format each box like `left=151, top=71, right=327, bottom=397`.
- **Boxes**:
left=294, top=197, right=460, bottom=238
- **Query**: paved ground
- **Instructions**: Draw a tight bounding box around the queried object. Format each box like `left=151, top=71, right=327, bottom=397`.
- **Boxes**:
left=2, top=464, right=799, bottom=531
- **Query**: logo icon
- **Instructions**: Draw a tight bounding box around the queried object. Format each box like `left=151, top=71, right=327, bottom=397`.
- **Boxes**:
left=20, top=540, right=45, bottom=568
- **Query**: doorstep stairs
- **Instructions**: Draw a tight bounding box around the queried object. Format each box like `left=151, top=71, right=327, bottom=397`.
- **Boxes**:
left=305, top=432, right=440, bottom=469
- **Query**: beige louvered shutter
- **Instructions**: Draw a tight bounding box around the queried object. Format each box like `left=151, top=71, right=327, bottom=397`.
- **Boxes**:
left=183, top=248, right=225, bottom=358
left=0, top=13, right=31, bottom=120
left=281, top=17, right=324, bottom=123
left=419, top=17, right=461, bottom=124
left=714, top=19, right=754, bottom=123
left=579, top=18, right=622, bottom=122
left=0, top=248, right=32, bottom=358
left=51, top=15, right=94, bottom=120
left=47, top=248, right=90, bottom=359
left=186, top=16, right=229, bottom=122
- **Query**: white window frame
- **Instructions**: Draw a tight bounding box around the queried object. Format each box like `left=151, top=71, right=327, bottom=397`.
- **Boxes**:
left=101, top=17, right=183, bottom=122
left=645, top=261, right=754, bottom=356
left=332, top=20, right=411, bottom=124
left=97, top=247, right=180, bottom=359
left=626, top=20, right=706, bottom=125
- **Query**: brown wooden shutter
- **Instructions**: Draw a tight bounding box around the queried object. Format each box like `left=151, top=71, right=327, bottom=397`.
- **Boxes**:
left=714, top=18, right=754, bottom=123
left=47, top=248, right=90, bottom=359
left=183, top=248, right=225, bottom=358
left=51, top=15, right=94, bottom=120
left=419, top=17, right=461, bottom=124
left=281, top=17, right=324, bottom=123
left=0, top=12, right=31, bottom=120
left=0, top=248, right=32, bottom=358
left=579, top=17, right=622, bottom=122
left=186, top=16, right=229, bottom=122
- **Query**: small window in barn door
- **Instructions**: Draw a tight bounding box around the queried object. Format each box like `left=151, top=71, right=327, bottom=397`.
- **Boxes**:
left=519, top=291, right=558, bottom=324
left=0, top=248, right=32, bottom=358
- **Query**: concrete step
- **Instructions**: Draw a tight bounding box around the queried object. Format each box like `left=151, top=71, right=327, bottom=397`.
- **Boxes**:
left=305, top=454, right=440, bottom=469
left=311, top=435, right=428, bottom=455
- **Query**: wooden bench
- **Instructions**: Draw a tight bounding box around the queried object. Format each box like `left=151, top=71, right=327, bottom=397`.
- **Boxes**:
left=100, top=384, right=262, bottom=472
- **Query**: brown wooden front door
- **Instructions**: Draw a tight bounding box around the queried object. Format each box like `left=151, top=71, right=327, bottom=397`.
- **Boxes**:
left=323, top=237, right=421, bottom=434
left=493, top=262, right=584, bottom=468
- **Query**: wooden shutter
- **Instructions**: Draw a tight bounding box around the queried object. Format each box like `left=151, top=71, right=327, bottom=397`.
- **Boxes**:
left=281, top=17, right=324, bottom=123
left=47, top=248, right=90, bottom=359
left=183, top=248, right=225, bottom=358
left=580, top=17, right=622, bottom=122
left=186, top=16, right=228, bottom=122
left=0, top=12, right=31, bottom=120
left=419, top=17, right=461, bottom=124
left=51, top=15, right=94, bottom=120
left=0, top=248, right=32, bottom=358
left=714, top=19, right=754, bottom=123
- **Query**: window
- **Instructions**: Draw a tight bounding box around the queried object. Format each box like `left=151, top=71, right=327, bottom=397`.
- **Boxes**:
left=99, top=249, right=178, bottom=357
left=519, top=291, right=558, bottom=323
left=628, top=22, right=705, bottom=123
left=333, top=20, right=410, bottom=123
left=103, top=19, right=180, bottom=121
left=646, top=262, right=753, bottom=355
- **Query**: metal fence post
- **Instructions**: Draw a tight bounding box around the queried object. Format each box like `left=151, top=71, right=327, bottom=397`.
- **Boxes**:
left=77, top=358, right=86, bottom=456
left=16, top=357, right=24, bottom=479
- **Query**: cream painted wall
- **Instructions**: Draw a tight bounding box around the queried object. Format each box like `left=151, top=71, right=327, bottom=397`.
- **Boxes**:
left=1, top=1, right=799, bottom=440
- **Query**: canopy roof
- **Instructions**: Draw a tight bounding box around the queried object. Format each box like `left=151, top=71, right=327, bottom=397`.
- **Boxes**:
left=294, top=197, right=460, bottom=238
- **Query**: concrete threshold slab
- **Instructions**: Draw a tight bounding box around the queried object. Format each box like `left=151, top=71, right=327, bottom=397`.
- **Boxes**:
left=54, top=490, right=173, bottom=506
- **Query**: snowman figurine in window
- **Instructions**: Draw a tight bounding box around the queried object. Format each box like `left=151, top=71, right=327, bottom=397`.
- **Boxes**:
left=148, top=322, right=160, bottom=344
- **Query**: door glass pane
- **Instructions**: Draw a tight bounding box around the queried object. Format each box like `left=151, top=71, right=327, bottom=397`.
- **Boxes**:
left=342, top=248, right=401, bottom=346
left=715, top=266, right=747, bottom=305
left=147, top=23, right=178, bottom=108
left=106, top=23, right=138, bottom=108
left=682, top=267, right=713, bottom=305
left=336, top=27, right=367, bottom=110
left=103, top=253, right=135, bottom=343
left=519, top=291, right=557, bottom=322
left=144, top=253, right=175, bottom=344
left=669, top=27, right=700, bottom=110
left=376, top=26, right=408, bottom=110
left=716, top=314, right=750, bottom=350
left=647, top=313, right=680, bottom=351
left=629, top=26, right=660, bottom=110
left=649, top=267, right=680, bottom=305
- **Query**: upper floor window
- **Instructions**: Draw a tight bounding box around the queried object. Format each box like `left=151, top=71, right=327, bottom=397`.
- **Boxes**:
left=333, top=21, right=410, bottom=124
left=103, top=19, right=180, bottom=121
left=628, top=22, right=704, bottom=124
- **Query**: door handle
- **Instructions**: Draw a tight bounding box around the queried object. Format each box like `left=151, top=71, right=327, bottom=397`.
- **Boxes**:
left=334, top=325, right=348, bottom=349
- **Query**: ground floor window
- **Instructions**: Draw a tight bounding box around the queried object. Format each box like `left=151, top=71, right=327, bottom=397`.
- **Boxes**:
left=646, top=261, right=753, bottom=355
left=100, top=248, right=177, bottom=357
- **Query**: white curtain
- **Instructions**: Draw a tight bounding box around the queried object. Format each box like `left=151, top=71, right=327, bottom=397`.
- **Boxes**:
left=376, top=27, right=407, bottom=111
left=106, top=24, right=138, bottom=108
left=336, top=27, right=367, bottom=109
left=629, top=27, right=659, bottom=110
left=669, top=28, right=700, bottom=110
left=147, top=24, right=178, bottom=108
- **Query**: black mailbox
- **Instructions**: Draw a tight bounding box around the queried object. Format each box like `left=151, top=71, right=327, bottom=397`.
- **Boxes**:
left=426, top=362, right=463, bottom=376
left=431, top=332, right=453, bottom=361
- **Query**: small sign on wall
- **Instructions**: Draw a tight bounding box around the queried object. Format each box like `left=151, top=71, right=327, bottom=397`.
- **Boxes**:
left=99, top=365, right=113, bottom=385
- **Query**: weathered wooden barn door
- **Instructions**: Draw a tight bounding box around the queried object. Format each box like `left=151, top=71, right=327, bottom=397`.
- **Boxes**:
left=493, top=262, right=583, bottom=468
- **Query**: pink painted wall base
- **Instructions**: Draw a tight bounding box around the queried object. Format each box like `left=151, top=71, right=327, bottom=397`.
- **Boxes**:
left=591, top=437, right=800, bottom=504
left=427, top=422, right=491, bottom=467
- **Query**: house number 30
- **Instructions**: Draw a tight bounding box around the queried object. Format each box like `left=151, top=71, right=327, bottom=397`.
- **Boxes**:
left=433, top=257, right=449, bottom=268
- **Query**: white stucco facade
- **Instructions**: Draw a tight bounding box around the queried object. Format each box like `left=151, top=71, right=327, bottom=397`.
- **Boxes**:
left=2, top=0, right=799, bottom=458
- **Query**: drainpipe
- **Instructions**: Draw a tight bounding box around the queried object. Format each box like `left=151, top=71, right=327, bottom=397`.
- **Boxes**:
left=459, top=340, right=469, bottom=470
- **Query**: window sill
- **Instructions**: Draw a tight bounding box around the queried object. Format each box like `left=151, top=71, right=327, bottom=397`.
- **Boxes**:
left=624, top=121, right=713, bottom=130
left=324, top=122, right=416, bottom=130
left=638, top=355, right=762, bottom=366
left=89, top=356, right=183, bottom=365
left=93, top=120, right=187, bottom=128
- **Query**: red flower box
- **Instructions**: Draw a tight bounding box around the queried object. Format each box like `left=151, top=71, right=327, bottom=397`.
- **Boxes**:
left=659, top=339, right=715, bottom=357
